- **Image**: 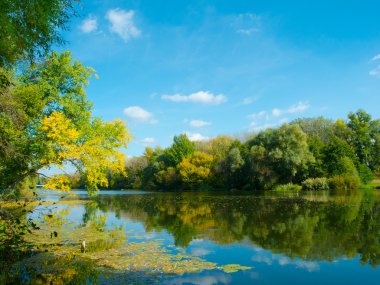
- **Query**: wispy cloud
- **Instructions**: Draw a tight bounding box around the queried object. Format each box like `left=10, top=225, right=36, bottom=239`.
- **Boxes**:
left=105, top=9, right=141, bottom=42
left=237, top=28, right=260, bottom=35
left=369, top=65, right=380, bottom=78
left=232, top=13, right=261, bottom=35
left=248, top=110, right=267, bottom=120
left=250, top=118, right=289, bottom=132
left=162, top=91, right=227, bottom=105
left=242, top=97, right=257, bottom=105
left=189, top=120, right=211, bottom=128
left=123, top=106, right=157, bottom=124
left=80, top=16, right=98, bottom=33
left=272, top=101, right=310, bottom=117
left=371, top=54, right=380, bottom=61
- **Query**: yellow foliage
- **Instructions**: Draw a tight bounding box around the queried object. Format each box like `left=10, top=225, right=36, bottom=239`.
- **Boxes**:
left=39, top=112, right=131, bottom=193
left=177, top=151, right=214, bottom=186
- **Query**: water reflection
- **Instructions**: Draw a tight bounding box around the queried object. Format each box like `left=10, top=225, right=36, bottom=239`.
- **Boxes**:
left=89, top=190, right=380, bottom=267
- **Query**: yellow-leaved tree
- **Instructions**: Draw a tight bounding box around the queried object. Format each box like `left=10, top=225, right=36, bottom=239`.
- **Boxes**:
left=0, top=51, right=130, bottom=195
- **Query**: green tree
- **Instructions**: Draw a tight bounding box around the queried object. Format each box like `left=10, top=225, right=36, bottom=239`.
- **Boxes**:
left=0, top=0, right=77, bottom=67
left=248, top=124, right=314, bottom=186
left=322, top=136, right=357, bottom=177
left=165, top=134, right=195, bottom=167
left=347, top=110, right=374, bottom=167
left=0, top=52, right=130, bottom=195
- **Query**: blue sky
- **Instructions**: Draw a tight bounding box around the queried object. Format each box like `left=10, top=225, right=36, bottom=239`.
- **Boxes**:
left=61, top=0, right=380, bottom=156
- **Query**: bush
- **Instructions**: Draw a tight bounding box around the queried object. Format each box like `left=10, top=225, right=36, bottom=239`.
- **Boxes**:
left=329, top=174, right=360, bottom=191
left=301, top=177, right=329, bottom=191
left=273, top=183, right=302, bottom=191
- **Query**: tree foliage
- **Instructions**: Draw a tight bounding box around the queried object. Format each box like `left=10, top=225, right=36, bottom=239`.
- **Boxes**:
left=81, top=110, right=379, bottom=191
left=0, top=0, right=77, bottom=67
left=0, top=52, right=130, bottom=195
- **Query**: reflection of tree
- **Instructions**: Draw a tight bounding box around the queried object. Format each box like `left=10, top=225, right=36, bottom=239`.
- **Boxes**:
left=94, top=191, right=380, bottom=266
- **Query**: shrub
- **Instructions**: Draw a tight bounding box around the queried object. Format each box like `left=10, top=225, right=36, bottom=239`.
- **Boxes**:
left=273, top=183, right=302, bottom=191
left=329, top=174, right=360, bottom=191
left=301, top=177, right=329, bottom=191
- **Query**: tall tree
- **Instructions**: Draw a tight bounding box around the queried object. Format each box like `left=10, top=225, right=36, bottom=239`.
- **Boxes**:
left=0, top=0, right=77, bottom=67
left=248, top=124, right=315, bottom=186
left=347, top=110, right=373, bottom=167
left=0, top=52, right=130, bottom=195
left=165, top=134, right=195, bottom=167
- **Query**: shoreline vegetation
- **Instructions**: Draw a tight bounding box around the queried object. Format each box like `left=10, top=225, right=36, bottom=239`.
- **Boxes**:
left=64, top=110, right=379, bottom=194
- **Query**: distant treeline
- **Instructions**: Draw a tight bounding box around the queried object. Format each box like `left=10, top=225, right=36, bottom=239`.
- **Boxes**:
left=70, top=109, right=380, bottom=191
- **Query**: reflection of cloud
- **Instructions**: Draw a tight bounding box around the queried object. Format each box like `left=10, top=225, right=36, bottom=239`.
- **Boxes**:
left=191, top=247, right=213, bottom=256
left=251, top=255, right=273, bottom=265
left=165, top=273, right=231, bottom=285
left=252, top=252, right=320, bottom=272
left=278, top=256, right=320, bottom=272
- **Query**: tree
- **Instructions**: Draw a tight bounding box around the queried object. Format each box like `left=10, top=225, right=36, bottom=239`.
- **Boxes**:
left=292, top=117, right=335, bottom=143
left=347, top=110, right=374, bottom=167
left=165, top=134, right=195, bottom=167
left=0, top=0, right=77, bottom=67
left=218, top=147, right=245, bottom=189
left=0, top=52, right=130, bottom=195
left=195, top=135, right=234, bottom=159
left=322, top=136, right=357, bottom=177
left=177, top=151, right=214, bottom=188
left=249, top=124, right=315, bottom=186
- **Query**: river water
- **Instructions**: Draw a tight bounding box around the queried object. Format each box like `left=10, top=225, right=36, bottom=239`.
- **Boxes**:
left=21, top=189, right=380, bottom=284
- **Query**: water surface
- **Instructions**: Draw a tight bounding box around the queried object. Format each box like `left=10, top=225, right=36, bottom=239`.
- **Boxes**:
left=29, top=190, right=380, bottom=284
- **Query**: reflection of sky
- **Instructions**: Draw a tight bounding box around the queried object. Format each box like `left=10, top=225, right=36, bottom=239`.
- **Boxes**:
left=30, top=193, right=380, bottom=285
left=251, top=250, right=320, bottom=272
left=165, top=272, right=232, bottom=285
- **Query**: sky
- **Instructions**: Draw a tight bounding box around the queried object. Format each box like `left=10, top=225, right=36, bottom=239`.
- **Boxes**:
left=60, top=0, right=380, bottom=156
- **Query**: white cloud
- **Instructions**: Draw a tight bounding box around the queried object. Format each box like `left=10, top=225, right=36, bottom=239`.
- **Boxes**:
left=371, top=54, right=380, bottom=61
left=105, top=9, right=141, bottom=42
left=141, top=137, right=155, bottom=145
left=242, top=97, right=256, bottom=105
left=272, top=101, right=310, bottom=117
left=369, top=65, right=380, bottom=78
left=184, top=132, right=209, bottom=141
left=123, top=106, right=157, bottom=123
left=80, top=16, right=98, bottom=33
left=162, top=91, right=227, bottom=105
left=189, top=120, right=211, bottom=128
left=248, top=111, right=267, bottom=120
